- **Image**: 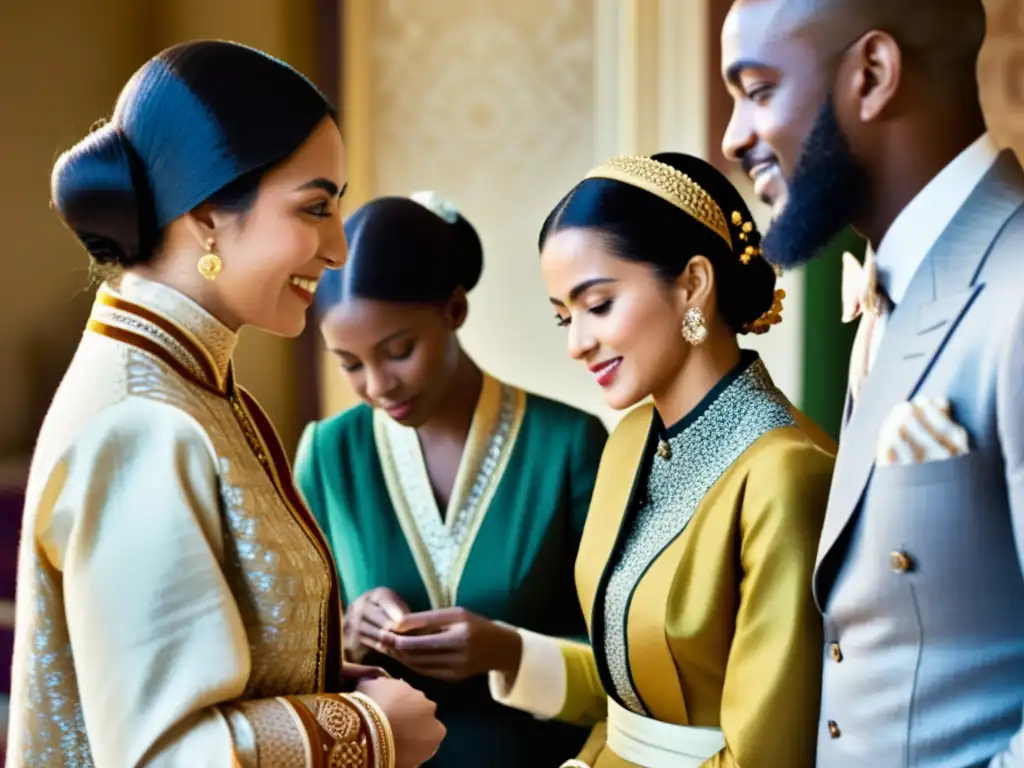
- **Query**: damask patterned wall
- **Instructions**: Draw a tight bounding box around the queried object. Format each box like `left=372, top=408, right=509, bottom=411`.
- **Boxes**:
left=343, top=0, right=617, bottom=422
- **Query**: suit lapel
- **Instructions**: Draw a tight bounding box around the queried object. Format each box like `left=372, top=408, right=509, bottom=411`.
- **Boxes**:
left=815, top=151, right=1024, bottom=600
left=840, top=391, right=853, bottom=436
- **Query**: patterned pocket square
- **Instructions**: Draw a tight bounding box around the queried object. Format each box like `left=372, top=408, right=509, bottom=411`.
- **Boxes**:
left=876, top=395, right=971, bottom=466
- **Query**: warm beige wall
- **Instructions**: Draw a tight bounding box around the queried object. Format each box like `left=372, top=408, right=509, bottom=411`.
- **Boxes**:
left=327, top=0, right=609, bottom=423
left=0, top=0, right=316, bottom=469
left=0, top=1, right=151, bottom=461
left=326, top=0, right=804, bottom=428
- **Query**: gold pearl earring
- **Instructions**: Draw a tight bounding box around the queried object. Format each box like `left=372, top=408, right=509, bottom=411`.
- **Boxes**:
left=681, top=307, right=707, bottom=345
left=197, top=238, right=222, bottom=281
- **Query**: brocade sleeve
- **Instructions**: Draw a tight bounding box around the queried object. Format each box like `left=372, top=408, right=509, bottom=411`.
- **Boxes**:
left=36, top=397, right=394, bottom=768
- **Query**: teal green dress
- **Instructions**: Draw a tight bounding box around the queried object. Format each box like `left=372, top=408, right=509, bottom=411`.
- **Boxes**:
left=295, top=374, right=607, bottom=767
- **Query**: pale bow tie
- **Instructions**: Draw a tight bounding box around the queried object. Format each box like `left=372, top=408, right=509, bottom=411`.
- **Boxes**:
left=841, top=250, right=889, bottom=403
left=841, top=249, right=883, bottom=323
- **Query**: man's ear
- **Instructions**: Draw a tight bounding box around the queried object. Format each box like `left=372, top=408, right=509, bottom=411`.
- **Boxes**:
left=844, top=30, right=903, bottom=123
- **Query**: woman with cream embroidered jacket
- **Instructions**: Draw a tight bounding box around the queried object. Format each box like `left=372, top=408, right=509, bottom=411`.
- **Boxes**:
left=295, top=193, right=607, bottom=766
left=9, top=41, right=445, bottom=768
left=490, top=153, right=835, bottom=768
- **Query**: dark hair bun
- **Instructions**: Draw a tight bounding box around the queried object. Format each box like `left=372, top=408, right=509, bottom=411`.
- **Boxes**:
left=50, top=40, right=334, bottom=269
left=318, top=193, right=484, bottom=310
left=650, top=153, right=777, bottom=334
left=51, top=122, right=151, bottom=267
left=448, top=213, right=484, bottom=293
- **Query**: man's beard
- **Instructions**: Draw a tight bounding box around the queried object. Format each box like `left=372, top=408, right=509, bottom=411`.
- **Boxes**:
left=761, top=98, right=869, bottom=269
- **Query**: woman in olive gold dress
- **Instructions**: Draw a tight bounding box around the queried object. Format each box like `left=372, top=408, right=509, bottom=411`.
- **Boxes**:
left=491, top=152, right=835, bottom=767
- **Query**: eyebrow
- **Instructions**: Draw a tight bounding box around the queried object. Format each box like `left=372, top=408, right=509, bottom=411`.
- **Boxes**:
left=328, top=328, right=411, bottom=357
left=297, top=178, right=348, bottom=198
left=724, top=59, right=771, bottom=87
left=550, top=277, right=618, bottom=306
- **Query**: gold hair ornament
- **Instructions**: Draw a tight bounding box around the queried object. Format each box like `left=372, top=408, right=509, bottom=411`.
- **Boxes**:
left=743, top=288, right=786, bottom=335
left=731, top=210, right=763, bottom=265
left=585, top=156, right=732, bottom=249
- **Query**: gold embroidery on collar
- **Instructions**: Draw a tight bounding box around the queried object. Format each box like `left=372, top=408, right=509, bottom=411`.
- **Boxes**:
left=94, top=286, right=228, bottom=392
left=112, top=275, right=238, bottom=388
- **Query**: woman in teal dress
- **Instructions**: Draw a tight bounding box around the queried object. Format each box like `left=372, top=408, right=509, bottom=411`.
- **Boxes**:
left=295, top=191, right=607, bottom=766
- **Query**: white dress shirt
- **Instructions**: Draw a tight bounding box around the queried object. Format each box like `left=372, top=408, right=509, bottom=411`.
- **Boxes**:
left=867, top=132, right=1000, bottom=369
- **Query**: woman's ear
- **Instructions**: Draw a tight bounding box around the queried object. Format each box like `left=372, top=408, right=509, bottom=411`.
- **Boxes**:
left=444, top=287, right=470, bottom=330
left=674, top=255, right=715, bottom=313
left=183, top=203, right=238, bottom=252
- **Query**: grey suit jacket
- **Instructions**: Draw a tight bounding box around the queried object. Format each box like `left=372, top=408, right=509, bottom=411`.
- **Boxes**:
left=814, top=150, right=1024, bottom=768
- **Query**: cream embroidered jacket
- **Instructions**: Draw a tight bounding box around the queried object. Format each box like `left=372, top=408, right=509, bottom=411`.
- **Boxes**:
left=8, top=274, right=394, bottom=768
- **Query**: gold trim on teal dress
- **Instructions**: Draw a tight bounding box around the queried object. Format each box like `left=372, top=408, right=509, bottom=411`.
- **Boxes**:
left=296, top=374, right=607, bottom=767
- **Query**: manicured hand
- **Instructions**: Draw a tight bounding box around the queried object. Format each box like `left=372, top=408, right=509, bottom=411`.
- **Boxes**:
left=378, top=607, right=522, bottom=683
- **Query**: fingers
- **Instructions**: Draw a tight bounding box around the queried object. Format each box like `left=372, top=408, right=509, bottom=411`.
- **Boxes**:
left=370, top=588, right=410, bottom=623
left=349, top=602, right=395, bottom=655
left=360, top=602, right=395, bottom=631
left=358, top=624, right=394, bottom=656
left=382, top=626, right=464, bottom=654
left=390, top=607, right=465, bottom=634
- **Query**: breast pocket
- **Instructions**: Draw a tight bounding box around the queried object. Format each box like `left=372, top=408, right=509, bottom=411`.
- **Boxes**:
left=863, top=449, right=1012, bottom=612
left=870, top=449, right=986, bottom=493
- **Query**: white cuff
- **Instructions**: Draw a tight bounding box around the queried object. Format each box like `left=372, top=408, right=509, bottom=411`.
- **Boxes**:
left=488, top=627, right=566, bottom=719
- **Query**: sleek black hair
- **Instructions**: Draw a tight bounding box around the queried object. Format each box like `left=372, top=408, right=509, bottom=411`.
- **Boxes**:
left=51, top=40, right=336, bottom=268
left=539, top=152, right=777, bottom=334
left=316, top=195, right=483, bottom=313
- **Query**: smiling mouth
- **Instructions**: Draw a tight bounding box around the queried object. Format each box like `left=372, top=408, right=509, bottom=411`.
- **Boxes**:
left=290, top=275, right=319, bottom=292
left=749, top=161, right=783, bottom=205
left=287, top=275, right=319, bottom=304
left=589, top=358, right=622, bottom=388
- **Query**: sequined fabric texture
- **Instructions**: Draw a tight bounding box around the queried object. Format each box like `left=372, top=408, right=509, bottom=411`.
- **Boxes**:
left=216, top=448, right=331, bottom=697
left=601, top=359, right=794, bottom=714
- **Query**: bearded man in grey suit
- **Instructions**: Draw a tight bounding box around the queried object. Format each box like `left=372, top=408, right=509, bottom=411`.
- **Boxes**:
left=720, top=1, right=1024, bottom=766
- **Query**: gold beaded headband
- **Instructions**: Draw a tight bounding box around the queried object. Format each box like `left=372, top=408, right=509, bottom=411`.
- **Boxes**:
left=584, top=156, right=733, bottom=249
